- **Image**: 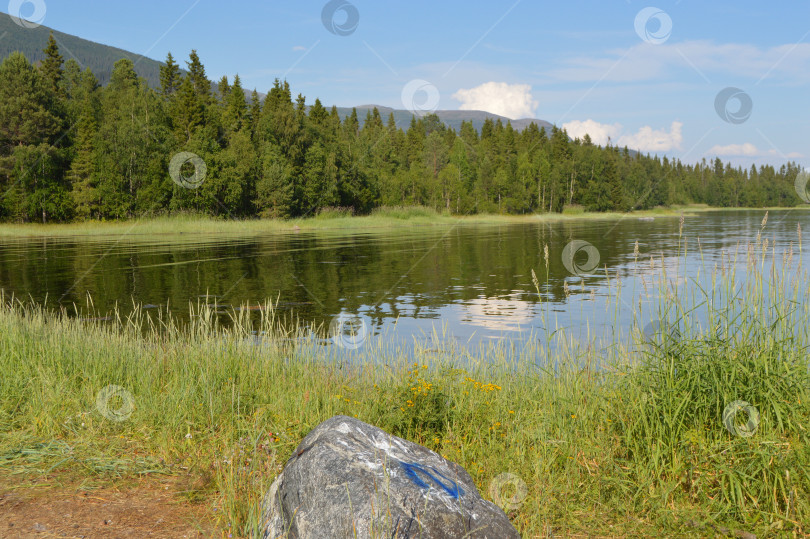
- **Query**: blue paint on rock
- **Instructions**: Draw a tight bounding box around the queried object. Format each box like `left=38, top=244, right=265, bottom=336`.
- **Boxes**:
left=400, top=461, right=463, bottom=498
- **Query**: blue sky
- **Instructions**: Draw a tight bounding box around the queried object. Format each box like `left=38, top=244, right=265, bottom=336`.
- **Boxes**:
left=7, top=0, right=809, bottom=168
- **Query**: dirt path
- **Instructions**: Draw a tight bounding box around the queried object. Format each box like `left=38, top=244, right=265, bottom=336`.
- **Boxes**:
left=0, top=476, right=216, bottom=538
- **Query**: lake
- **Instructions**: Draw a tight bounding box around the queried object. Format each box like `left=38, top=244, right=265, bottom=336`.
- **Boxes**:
left=0, top=209, right=806, bottom=351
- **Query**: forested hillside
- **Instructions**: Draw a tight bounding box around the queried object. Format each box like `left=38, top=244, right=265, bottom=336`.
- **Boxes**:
left=0, top=38, right=803, bottom=223
left=0, top=15, right=168, bottom=87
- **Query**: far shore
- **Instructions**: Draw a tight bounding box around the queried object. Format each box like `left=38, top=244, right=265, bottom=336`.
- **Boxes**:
left=0, top=204, right=802, bottom=239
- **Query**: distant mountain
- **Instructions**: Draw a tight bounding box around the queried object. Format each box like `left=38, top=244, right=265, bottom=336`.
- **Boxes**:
left=0, top=16, right=555, bottom=134
left=0, top=14, right=170, bottom=86
left=336, top=105, right=554, bottom=133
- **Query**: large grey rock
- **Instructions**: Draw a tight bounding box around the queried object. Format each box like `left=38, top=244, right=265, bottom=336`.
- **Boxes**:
left=262, top=415, right=520, bottom=539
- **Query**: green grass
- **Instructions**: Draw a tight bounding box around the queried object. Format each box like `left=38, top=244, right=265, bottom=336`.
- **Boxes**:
left=0, top=205, right=719, bottom=239
left=0, top=225, right=809, bottom=537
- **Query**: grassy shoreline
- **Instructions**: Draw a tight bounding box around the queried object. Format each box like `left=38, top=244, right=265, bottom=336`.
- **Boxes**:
left=1, top=204, right=803, bottom=239
left=1, top=227, right=809, bottom=537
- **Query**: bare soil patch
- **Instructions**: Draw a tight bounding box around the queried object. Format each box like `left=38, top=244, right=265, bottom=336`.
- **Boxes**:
left=0, top=475, right=216, bottom=538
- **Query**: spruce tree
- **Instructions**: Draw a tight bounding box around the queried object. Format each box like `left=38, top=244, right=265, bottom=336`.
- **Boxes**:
left=171, top=76, right=204, bottom=143
left=0, top=53, right=61, bottom=149
left=159, top=52, right=181, bottom=97
left=0, top=53, right=70, bottom=221
left=217, top=75, right=230, bottom=105
left=68, top=69, right=100, bottom=218
left=186, top=50, right=211, bottom=103
left=69, top=110, right=99, bottom=218
left=256, top=142, right=294, bottom=217
left=309, top=98, right=327, bottom=125
left=248, top=89, right=261, bottom=139
left=40, top=32, right=64, bottom=97
left=224, top=75, right=247, bottom=133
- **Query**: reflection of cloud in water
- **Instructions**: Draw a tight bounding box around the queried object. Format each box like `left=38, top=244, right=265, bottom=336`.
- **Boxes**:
left=461, top=296, right=534, bottom=332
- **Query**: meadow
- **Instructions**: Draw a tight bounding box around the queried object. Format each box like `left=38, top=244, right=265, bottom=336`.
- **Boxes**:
left=0, top=204, right=704, bottom=239
left=0, top=222, right=808, bottom=537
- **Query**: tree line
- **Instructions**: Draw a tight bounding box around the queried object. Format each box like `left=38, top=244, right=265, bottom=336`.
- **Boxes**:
left=0, top=35, right=803, bottom=223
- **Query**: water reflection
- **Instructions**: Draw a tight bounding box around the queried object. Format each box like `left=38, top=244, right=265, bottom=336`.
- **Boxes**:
left=462, top=297, right=535, bottom=332
left=0, top=210, right=807, bottom=348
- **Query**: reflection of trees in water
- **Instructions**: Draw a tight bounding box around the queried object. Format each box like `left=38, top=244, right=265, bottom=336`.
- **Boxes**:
left=0, top=213, right=780, bottom=337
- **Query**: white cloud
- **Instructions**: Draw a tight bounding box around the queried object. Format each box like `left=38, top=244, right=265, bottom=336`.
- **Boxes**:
left=562, top=119, right=622, bottom=145
left=292, top=45, right=307, bottom=52
left=618, top=121, right=683, bottom=152
left=708, top=143, right=760, bottom=157
left=452, top=82, right=538, bottom=119
left=561, top=119, right=683, bottom=152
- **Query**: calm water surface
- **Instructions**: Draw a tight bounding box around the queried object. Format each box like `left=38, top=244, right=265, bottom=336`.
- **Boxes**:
left=0, top=210, right=806, bottom=350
